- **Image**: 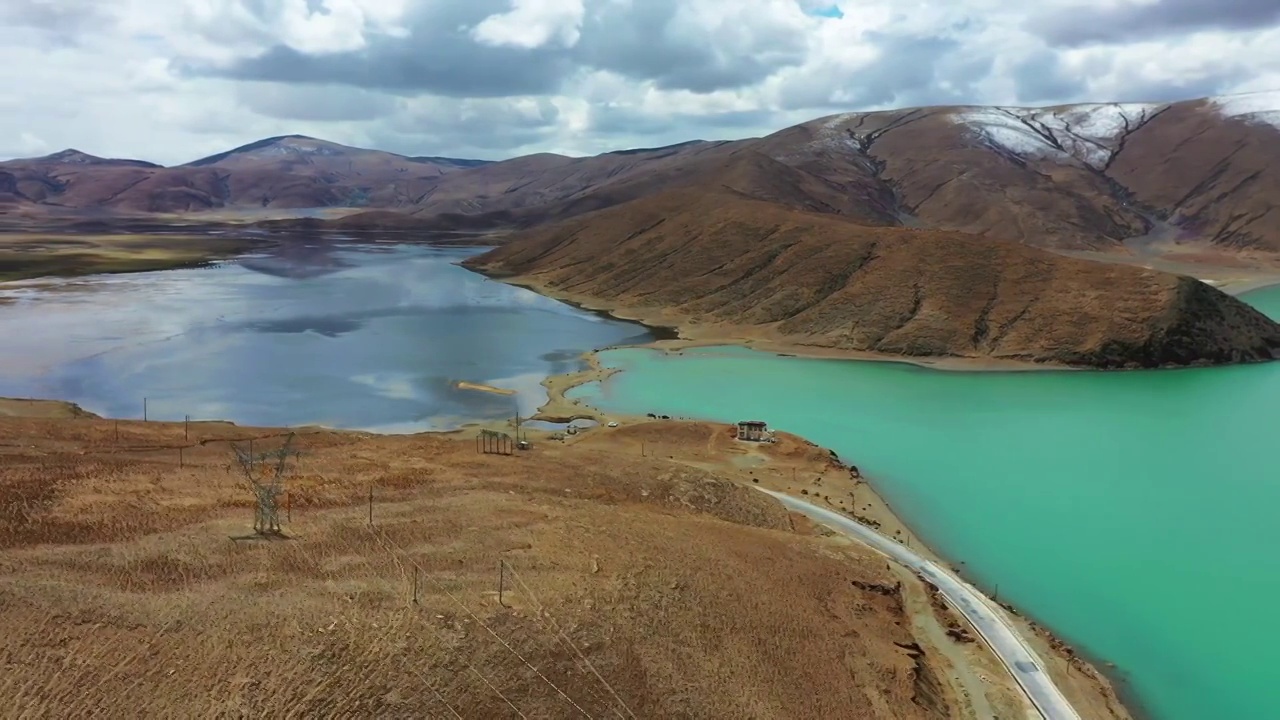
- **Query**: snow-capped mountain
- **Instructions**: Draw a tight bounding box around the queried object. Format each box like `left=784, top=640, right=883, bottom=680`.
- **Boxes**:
left=775, top=92, right=1279, bottom=252
left=951, top=103, right=1165, bottom=170
left=2, top=92, right=1276, bottom=255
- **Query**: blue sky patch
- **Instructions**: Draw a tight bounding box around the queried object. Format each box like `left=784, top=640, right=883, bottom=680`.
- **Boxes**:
left=806, top=4, right=844, bottom=19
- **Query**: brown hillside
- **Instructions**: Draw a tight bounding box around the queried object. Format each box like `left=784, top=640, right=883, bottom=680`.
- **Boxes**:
left=424, top=149, right=901, bottom=231
left=406, top=141, right=739, bottom=218
left=418, top=94, right=1278, bottom=254
left=466, top=191, right=1280, bottom=368
left=763, top=108, right=1148, bottom=251
left=1109, top=99, right=1280, bottom=251
left=0, top=412, right=1005, bottom=719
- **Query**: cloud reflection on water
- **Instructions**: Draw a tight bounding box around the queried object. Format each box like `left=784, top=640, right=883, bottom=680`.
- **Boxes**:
left=0, top=242, right=651, bottom=431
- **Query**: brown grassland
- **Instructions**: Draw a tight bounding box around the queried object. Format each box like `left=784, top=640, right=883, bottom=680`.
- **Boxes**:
left=0, top=233, right=259, bottom=282
left=0, top=400, right=1136, bottom=719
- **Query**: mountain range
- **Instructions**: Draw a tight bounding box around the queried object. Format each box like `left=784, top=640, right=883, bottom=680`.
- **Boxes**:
left=4, top=91, right=1280, bottom=368
left=2, top=91, right=1277, bottom=254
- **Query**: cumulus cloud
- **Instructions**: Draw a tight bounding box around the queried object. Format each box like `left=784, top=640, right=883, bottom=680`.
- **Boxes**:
left=0, top=0, right=1277, bottom=166
left=473, top=0, right=586, bottom=49
left=571, top=0, right=815, bottom=92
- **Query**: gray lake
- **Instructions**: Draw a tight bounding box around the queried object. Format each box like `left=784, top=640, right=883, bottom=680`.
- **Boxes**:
left=0, top=242, right=654, bottom=431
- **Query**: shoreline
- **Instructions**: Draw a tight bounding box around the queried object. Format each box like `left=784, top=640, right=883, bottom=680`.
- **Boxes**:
left=3, top=400, right=1034, bottom=718
left=529, top=351, right=1136, bottom=720
left=486, top=274, right=1074, bottom=373
left=0, top=389, right=1136, bottom=712
left=0, top=232, right=273, bottom=283
left=0, top=353, right=1135, bottom=718
left=1225, top=276, right=1280, bottom=296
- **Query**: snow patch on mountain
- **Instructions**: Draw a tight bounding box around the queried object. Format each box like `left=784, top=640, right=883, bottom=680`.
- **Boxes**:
left=954, top=109, right=1056, bottom=157
left=804, top=100, right=1176, bottom=170
left=1211, top=91, right=1280, bottom=129
left=258, top=137, right=344, bottom=158
left=810, top=113, right=866, bottom=153
left=952, top=103, right=1165, bottom=169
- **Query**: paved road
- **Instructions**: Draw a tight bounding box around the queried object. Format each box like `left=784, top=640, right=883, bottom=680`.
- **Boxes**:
left=761, top=489, right=1082, bottom=720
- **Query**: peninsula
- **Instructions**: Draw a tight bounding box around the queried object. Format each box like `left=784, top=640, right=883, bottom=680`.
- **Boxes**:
left=0, top=398, right=1131, bottom=720
left=464, top=186, right=1280, bottom=369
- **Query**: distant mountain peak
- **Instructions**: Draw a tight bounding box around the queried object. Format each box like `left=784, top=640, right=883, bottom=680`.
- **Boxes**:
left=34, top=148, right=161, bottom=168
left=184, top=134, right=490, bottom=170
left=185, top=135, right=350, bottom=166
left=46, top=149, right=105, bottom=163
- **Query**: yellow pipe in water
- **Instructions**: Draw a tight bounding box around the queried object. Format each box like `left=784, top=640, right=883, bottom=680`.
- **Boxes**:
left=455, top=381, right=518, bottom=396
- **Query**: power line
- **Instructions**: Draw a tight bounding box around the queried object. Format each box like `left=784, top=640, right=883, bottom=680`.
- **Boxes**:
left=466, top=665, right=528, bottom=720
left=370, top=526, right=596, bottom=719
left=294, top=526, right=468, bottom=719
left=505, top=564, right=637, bottom=720
left=363, top=526, right=530, bottom=719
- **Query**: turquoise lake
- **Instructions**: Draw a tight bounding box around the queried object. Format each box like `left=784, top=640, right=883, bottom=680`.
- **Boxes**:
left=568, top=285, right=1280, bottom=720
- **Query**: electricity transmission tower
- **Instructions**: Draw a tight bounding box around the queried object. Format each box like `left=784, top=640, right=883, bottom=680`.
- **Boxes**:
left=232, top=433, right=299, bottom=536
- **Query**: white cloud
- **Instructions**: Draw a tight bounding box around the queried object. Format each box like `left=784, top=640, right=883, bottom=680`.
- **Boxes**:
left=472, top=0, right=585, bottom=49
left=0, top=0, right=1277, bottom=165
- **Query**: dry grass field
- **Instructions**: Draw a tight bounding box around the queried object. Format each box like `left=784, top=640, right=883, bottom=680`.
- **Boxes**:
left=0, top=406, right=1036, bottom=719
left=0, top=233, right=257, bottom=282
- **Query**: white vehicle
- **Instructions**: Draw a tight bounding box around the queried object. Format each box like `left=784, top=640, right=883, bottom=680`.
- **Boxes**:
left=607, top=421, right=619, bottom=428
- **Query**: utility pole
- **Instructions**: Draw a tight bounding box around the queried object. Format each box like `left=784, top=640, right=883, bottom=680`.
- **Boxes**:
left=368, top=486, right=374, bottom=526
left=498, top=559, right=506, bottom=607
left=143, top=397, right=148, bottom=422
left=184, top=414, right=190, bottom=440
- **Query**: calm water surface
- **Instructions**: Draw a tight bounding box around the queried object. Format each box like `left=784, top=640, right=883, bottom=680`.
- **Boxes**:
left=0, top=242, right=651, bottom=430
left=568, top=285, right=1280, bottom=720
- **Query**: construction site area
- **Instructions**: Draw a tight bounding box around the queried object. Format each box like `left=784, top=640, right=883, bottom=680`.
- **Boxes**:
left=0, top=399, right=1128, bottom=719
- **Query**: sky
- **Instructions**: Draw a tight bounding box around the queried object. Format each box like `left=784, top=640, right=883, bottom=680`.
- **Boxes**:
left=1, top=0, right=1278, bottom=166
